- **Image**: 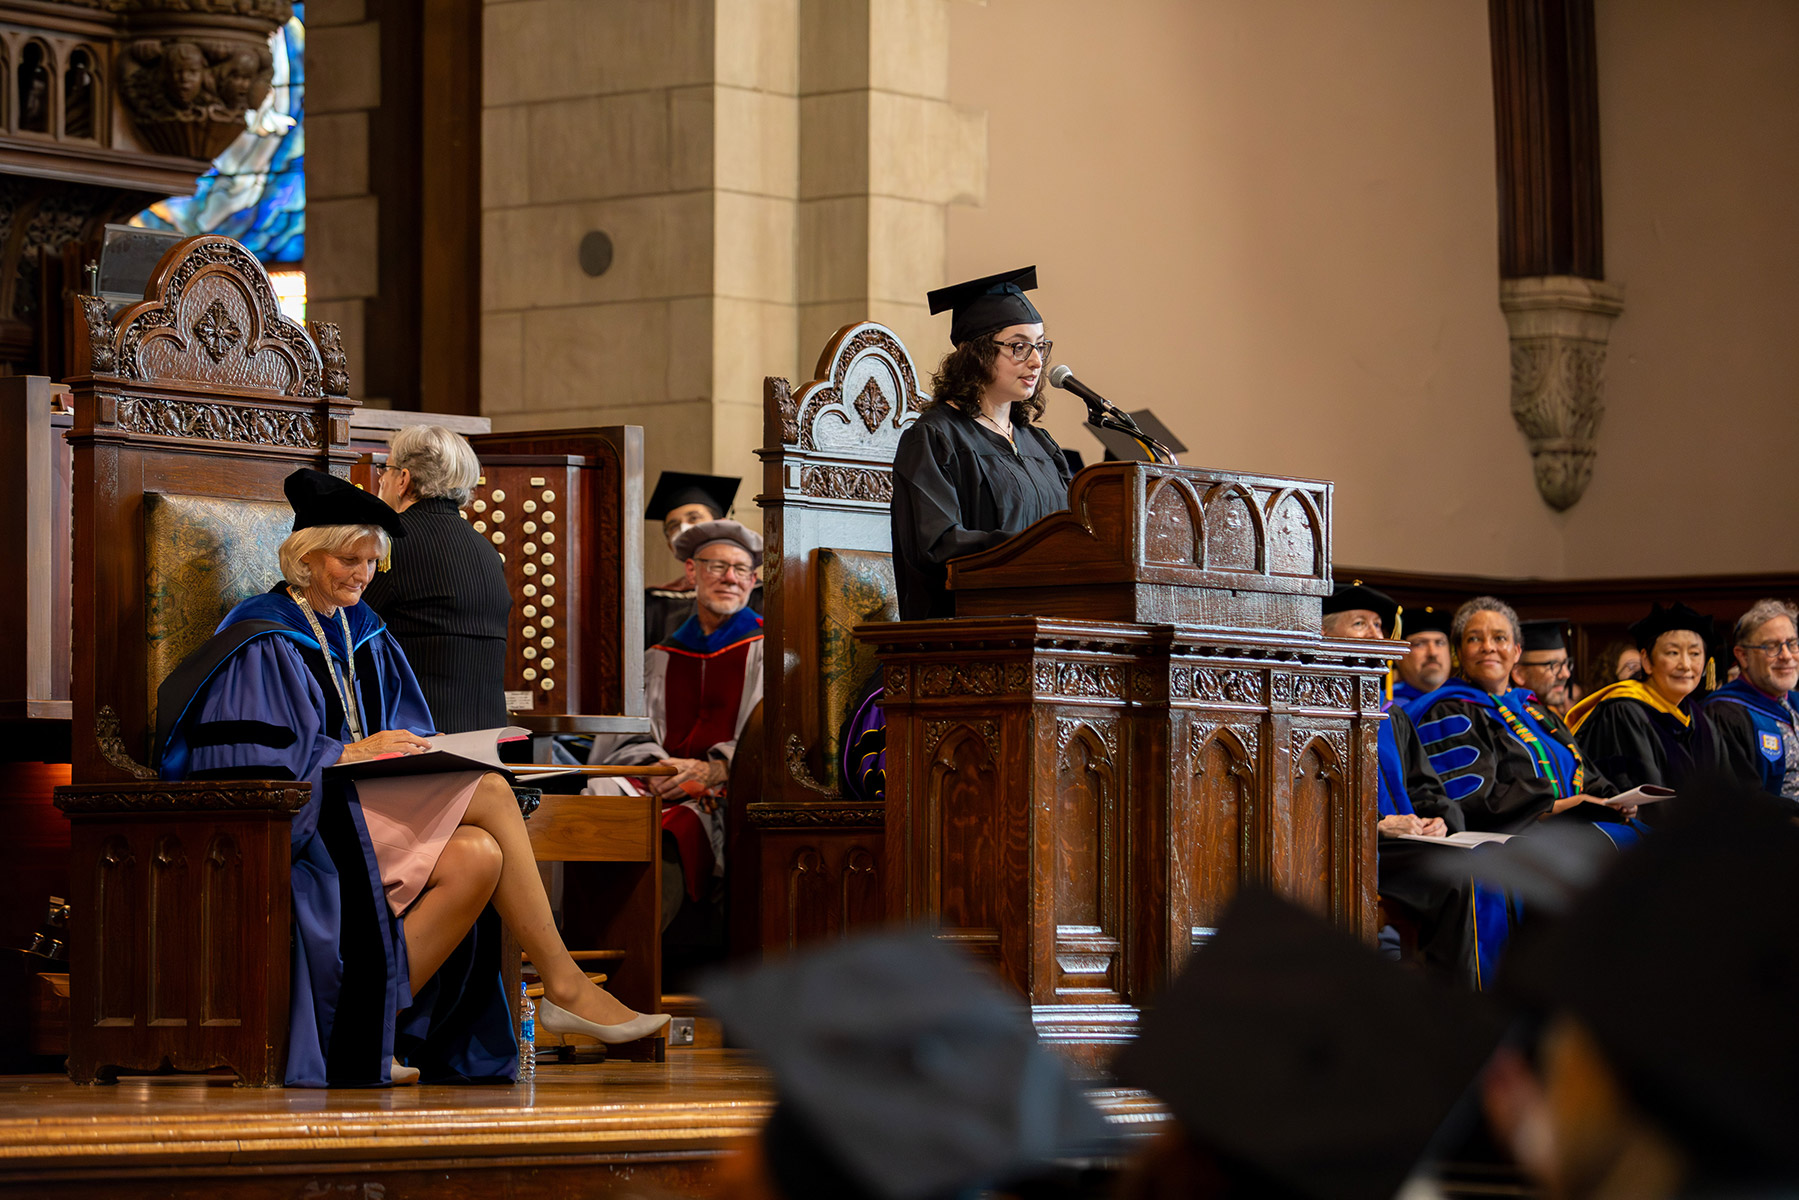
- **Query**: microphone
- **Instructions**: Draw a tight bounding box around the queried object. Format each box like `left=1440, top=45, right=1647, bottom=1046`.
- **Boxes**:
left=1049, top=364, right=1180, bottom=465
left=1047, top=364, right=1132, bottom=426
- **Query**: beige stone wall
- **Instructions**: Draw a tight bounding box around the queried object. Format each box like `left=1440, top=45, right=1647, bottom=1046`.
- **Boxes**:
left=945, top=0, right=1799, bottom=580
left=946, top=0, right=1557, bottom=577
left=1570, top=0, right=1799, bottom=576
left=481, top=0, right=982, bottom=579
left=305, top=0, right=379, bottom=401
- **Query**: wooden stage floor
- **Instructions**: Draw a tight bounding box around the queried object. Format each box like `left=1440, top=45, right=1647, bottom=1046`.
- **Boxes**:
left=0, top=1051, right=1164, bottom=1199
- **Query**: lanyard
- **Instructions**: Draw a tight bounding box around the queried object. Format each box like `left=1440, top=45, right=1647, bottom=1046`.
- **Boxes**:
left=288, top=588, right=364, bottom=742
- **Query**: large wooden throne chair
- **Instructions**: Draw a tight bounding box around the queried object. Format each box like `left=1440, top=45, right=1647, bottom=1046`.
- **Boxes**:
left=727, top=323, right=923, bottom=957
left=51, top=235, right=369, bottom=1084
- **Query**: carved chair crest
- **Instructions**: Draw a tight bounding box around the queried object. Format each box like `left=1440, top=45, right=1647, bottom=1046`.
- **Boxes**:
left=767, top=322, right=925, bottom=505
left=75, top=234, right=348, bottom=400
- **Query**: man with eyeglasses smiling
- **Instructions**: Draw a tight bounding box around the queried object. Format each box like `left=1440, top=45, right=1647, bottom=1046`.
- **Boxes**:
left=587, top=519, right=766, bottom=932
left=1701, top=598, right=1799, bottom=813
left=1512, top=619, right=1577, bottom=717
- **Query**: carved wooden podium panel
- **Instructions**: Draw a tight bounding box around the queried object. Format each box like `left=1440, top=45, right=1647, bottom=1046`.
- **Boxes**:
left=861, top=462, right=1402, bottom=1062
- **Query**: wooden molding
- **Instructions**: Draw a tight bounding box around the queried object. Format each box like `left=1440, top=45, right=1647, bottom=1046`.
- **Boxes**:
left=1488, top=0, right=1605, bottom=279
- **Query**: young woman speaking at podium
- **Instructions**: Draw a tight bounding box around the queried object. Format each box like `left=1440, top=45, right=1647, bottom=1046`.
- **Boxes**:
left=890, top=265, right=1074, bottom=622
left=844, top=269, right=1075, bottom=805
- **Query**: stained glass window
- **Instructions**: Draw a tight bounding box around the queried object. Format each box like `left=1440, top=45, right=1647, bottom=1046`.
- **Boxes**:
left=132, top=3, right=305, bottom=269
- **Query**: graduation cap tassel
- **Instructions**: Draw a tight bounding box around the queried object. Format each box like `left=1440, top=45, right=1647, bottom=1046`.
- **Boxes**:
left=1385, top=606, right=1405, bottom=704
left=1705, top=657, right=1717, bottom=693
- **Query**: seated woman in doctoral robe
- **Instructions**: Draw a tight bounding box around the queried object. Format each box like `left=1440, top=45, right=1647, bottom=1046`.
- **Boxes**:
left=1403, top=596, right=1636, bottom=839
left=1567, top=602, right=1712, bottom=791
left=157, top=469, right=668, bottom=1087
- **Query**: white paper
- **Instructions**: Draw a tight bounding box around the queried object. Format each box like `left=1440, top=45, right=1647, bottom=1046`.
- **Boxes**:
left=1392, top=830, right=1515, bottom=848
left=415, top=725, right=529, bottom=769
left=1599, top=785, right=1675, bottom=808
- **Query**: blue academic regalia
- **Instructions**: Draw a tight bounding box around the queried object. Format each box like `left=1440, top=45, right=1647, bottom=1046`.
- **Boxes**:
left=1700, top=679, right=1799, bottom=812
left=1390, top=679, right=1426, bottom=707
left=157, top=586, right=517, bottom=1087
left=1403, top=680, right=1641, bottom=848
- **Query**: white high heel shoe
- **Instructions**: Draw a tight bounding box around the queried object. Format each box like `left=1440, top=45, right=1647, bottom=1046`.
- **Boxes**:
left=536, top=996, right=671, bottom=1045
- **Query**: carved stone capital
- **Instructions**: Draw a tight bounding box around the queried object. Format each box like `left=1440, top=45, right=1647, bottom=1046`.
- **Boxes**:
left=1500, top=275, right=1625, bottom=511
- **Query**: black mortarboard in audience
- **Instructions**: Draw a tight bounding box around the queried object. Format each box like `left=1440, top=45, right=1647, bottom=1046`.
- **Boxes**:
left=700, top=931, right=1116, bottom=1200
left=1061, top=448, right=1086, bottom=474
left=1324, top=582, right=1400, bottom=639
left=1405, top=606, right=1454, bottom=638
left=645, top=470, right=739, bottom=522
left=1520, top=619, right=1570, bottom=653
left=1089, top=409, right=1188, bottom=462
left=927, top=266, right=1042, bottom=347
left=1504, top=785, right=1799, bottom=1181
left=284, top=468, right=405, bottom=538
left=1627, top=602, right=1714, bottom=651
left=1114, top=890, right=1508, bottom=1200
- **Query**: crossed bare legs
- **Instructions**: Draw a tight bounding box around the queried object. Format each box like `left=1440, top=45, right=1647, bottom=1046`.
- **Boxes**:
left=400, top=772, right=641, bottom=1026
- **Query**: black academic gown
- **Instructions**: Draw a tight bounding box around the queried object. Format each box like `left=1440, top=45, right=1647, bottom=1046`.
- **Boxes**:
left=890, top=404, right=1073, bottom=621
left=1575, top=698, right=1697, bottom=791
left=1376, top=708, right=1488, bottom=985
left=1406, top=682, right=1619, bottom=835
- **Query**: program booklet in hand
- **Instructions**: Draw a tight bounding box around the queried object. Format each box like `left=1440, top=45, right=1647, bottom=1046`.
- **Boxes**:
left=1599, top=785, right=1676, bottom=809
left=326, top=726, right=529, bottom=781
left=1393, top=830, right=1516, bottom=849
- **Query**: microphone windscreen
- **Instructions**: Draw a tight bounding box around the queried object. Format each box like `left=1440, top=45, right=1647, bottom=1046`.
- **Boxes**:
left=1047, top=364, right=1075, bottom=389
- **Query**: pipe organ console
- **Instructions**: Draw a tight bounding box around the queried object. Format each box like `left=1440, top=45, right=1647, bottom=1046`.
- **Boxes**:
left=346, top=416, right=646, bottom=725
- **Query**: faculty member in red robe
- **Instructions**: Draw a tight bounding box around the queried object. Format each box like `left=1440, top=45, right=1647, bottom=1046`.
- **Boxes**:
left=588, top=520, right=764, bottom=927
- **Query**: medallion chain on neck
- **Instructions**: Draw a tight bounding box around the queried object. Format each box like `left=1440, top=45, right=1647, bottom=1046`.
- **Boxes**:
left=288, top=585, right=364, bottom=742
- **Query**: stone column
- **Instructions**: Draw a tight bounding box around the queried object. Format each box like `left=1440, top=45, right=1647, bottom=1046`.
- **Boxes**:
left=480, top=0, right=984, bottom=574
left=797, top=0, right=985, bottom=365
left=304, top=0, right=380, bottom=401
left=1499, top=276, right=1624, bottom=511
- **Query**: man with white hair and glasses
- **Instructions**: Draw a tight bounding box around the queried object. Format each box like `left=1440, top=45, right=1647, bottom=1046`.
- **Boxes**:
left=1701, top=599, right=1799, bottom=812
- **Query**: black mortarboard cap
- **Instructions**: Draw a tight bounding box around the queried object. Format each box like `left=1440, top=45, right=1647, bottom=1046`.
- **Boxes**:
left=1520, top=619, right=1569, bottom=653
left=1089, top=409, right=1189, bottom=462
left=646, top=470, right=740, bottom=522
left=1405, top=605, right=1454, bottom=638
left=1504, top=785, right=1799, bottom=1178
left=283, top=468, right=405, bottom=538
left=699, top=931, right=1116, bottom=1200
left=1627, top=602, right=1714, bottom=651
left=927, top=266, right=1042, bottom=346
left=1114, top=890, right=1508, bottom=1200
left=1324, top=582, right=1399, bottom=639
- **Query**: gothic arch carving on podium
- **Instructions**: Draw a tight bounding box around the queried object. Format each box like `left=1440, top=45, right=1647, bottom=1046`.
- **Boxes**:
left=76, top=234, right=345, bottom=399
left=1185, top=721, right=1259, bottom=934
left=1288, top=725, right=1349, bottom=920
left=1201, top=481, right=1266, bottom=573
left=1144, top=474, right=1205, bottom=565
left=1264, top=487, right=1325, bottom=578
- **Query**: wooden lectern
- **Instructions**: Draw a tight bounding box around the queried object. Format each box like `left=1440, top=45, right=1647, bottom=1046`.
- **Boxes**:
left=859, top=462, right=1404, bottom=1062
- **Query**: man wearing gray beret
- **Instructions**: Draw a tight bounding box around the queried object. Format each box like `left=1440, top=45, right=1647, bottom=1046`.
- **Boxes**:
left=587, top=519, right=765, bottom=932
